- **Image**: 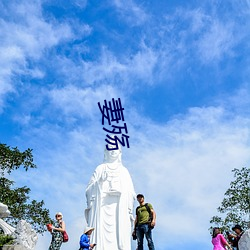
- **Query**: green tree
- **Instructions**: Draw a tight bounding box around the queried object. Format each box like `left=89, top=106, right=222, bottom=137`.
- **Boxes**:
left=0, top=143, right=52, bottom=233
left=210, top=167, right=250, bottom=232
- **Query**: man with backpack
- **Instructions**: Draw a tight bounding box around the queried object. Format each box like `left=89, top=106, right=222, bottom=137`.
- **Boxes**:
left=132, top=194, right=156, bottom=250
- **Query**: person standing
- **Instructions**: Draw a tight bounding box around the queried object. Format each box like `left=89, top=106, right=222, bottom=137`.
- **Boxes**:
left=231, top=225, right=244, bottom=250
left=211, top=227, right=232, bottom=250
left=133, top=194, right=156, bottom=250
left=79, top=227, right=96, bottom=250
left=49, top=212, right=66, bottom=250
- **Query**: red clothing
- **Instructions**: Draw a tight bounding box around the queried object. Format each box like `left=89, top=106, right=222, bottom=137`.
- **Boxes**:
left=212, top=234, right=227, bottom=250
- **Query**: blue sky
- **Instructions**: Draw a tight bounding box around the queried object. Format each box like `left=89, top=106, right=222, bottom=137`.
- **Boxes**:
left=1, top=0, right=250, bottom=249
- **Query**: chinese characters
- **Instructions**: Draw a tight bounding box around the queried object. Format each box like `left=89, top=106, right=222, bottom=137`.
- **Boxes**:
left=98, top=98, right=130, bottom=150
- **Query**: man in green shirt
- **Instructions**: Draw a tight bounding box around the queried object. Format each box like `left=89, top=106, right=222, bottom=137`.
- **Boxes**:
left=133, top=194, right=156, bottom=250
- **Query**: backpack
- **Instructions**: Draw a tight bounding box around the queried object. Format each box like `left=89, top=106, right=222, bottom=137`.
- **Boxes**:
left=136, top=203, right=154, bottom=229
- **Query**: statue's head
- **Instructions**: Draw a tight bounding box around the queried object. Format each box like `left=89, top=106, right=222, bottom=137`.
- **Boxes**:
left=0, top=202, right=10, bottom=218
left=103, top=140, right=122, bottom=164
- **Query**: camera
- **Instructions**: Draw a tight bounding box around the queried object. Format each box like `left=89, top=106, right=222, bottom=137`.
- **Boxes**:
left=132, top=231, right=137, bottom=240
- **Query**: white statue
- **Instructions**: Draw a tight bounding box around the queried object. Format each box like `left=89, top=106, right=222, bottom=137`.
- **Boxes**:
left=0, top=202, right=11, bottom=218
left=13, top=220, right=38, bottom=250
left=239, top=229, right=250, bottom=250
left=0, top=202, right=15, bottom=235
left=85, top=143, right=136, bottom=250
left=0, top=203, right=37, bottom=250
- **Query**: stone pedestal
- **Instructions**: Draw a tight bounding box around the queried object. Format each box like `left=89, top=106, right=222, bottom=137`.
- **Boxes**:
left=2, top=246, right=26, bottom=250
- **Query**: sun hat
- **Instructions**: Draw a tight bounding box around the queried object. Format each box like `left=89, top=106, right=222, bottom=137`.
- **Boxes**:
left=55, top=212, right=63, bottom=218
left=84, top=227, right=95, bottom=234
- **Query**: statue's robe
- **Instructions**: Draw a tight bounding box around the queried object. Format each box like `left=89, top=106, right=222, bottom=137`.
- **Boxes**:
left=239, top=229, right=250, bottom=250
left=85, top=163, right=135, bottom=250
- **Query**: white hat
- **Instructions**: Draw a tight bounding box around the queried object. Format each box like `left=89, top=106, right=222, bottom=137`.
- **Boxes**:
left=84, top=227, right=94, bottom=234
left=55, top=212, right=63, bottom=218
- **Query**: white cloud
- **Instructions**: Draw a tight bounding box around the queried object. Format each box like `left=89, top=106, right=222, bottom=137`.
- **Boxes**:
left=81, top=45, right=158, bottom=86
left=0, top=45, right=25, bottom=110
left=159, top=7, right=240, bottom=68
left=223, top=84, right=250, bottom=115
left=0, top=1, right=74, bottom=110
left=73, top=0, right=87, bottom=9
left=82, top=48, right=127, bottom=85
left=127, top=43, right=158, bottom=84
left=196, top=20, right=235, bottom=63
left=112, top=0, right=148, bottom=26
left=48, top=84, right=121, bottom=120
left=189, top=8, right=210, bottom=33
left=0, top=2, right=73, bottom=58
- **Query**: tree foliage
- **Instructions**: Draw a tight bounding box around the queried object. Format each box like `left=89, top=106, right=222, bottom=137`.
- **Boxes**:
left=0, top=144, right=36, bottom=175
left=0, top=143, right=52, bottom=233
left=0, top=234, right=14, bottom=246
left=210, top=167, right=250, bottom=232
